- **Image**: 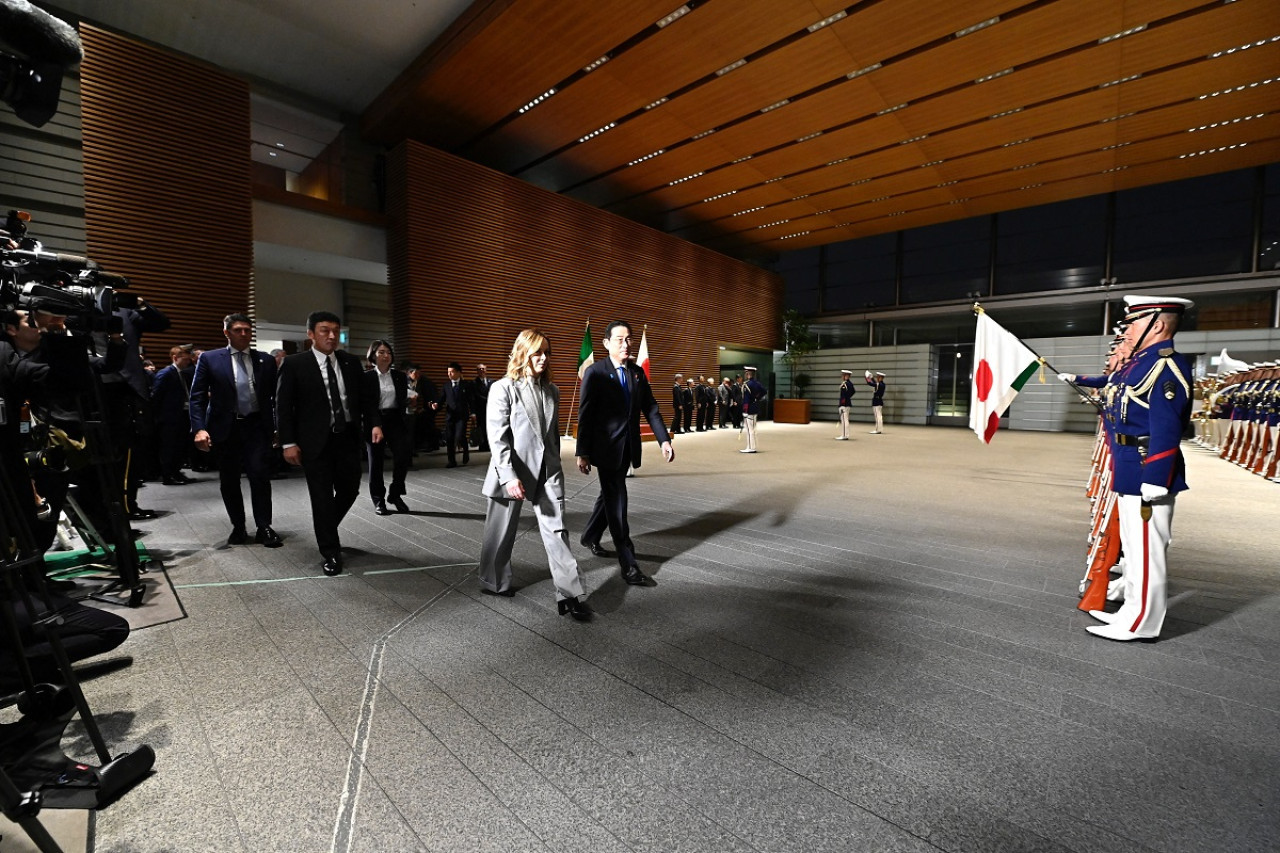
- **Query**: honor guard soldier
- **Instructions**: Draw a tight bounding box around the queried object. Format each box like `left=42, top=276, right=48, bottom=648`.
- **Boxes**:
left=836, top=369, right=856, bottom=440
left=740, top=366, right=766, bottom=453
left=865, top=370, right=886, bottom=433
left=1084, top=295, right=1194, bottom=641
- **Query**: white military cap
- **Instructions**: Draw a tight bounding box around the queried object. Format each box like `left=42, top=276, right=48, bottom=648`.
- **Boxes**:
left=744, top=365, right=757, bottom=372
left=841, top=369, right=852, bottom=375
left=1123, top=294, right=1193, bottom=320
left=875, top=371, right=886, bottom=377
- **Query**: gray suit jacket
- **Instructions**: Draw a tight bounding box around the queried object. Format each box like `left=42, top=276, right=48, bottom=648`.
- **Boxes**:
left=481, top=377, right=563, bottom=501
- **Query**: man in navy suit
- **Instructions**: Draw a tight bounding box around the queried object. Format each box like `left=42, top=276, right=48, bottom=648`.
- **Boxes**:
left=191, top=313, right=281, bottom=548
left=152, top=345, right=196, bottom=485
left=277, top=311, right=382, bottom=576
left=575, top=320, right=674, bottom=586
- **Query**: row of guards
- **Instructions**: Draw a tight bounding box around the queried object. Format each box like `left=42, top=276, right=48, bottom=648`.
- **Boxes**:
left=1193, top=356, right=1280, bottom=482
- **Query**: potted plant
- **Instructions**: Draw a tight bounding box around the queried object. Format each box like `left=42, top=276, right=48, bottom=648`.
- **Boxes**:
left=775, top=309, right=816, bottom=423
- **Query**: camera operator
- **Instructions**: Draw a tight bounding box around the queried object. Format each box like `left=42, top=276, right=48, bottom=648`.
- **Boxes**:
left=2, top=306, right=127, bottom=551
left=0, top=306, right=130, bottom=694
left=94, top=296, right=171, bottom=521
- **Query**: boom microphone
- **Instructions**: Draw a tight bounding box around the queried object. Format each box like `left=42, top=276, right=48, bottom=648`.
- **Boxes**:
left=0, top=0, right=83, bottom=67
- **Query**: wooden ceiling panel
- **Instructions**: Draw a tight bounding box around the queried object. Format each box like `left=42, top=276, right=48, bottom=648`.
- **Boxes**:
left=365, top=0, right=676, bottom=146
left=360, top=0, right=1280, bottom=257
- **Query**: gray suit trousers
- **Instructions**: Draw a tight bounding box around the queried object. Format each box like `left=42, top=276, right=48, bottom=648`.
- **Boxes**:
left=479, top=488, right=585, bottom=601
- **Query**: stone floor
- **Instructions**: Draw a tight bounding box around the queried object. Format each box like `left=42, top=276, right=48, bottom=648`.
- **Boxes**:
left=27, top=422, right=1280, bottom=852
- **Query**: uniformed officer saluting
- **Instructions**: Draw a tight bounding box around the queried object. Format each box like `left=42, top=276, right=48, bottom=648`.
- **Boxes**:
left=1063, top=294, right=1194, bottom=641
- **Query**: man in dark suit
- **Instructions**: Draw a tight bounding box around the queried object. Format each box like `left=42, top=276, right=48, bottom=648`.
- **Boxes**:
left=190, top=313, right=281, bottom=547
left=362, top=339, right=411, bottom=514
left=670, top=373, right=685, bottom=434
left=151, top=345, right=196, bottom=485
left=471, top=363, right=492, bottom=452
left=277, top=311, right=382, bottom=576
left=438, top=361, right=471, bottom=468
left=576, top=320, right=674, bottom=586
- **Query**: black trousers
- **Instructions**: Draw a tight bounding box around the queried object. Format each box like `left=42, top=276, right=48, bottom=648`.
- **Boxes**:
left=581, top=464, right=635, bottom=569
left=302, top=427, right=362, bottom=559
left=681, top=406, right=693, bottom=433
left=367, top=410, right=410, bottom=499
left=216, top=414, right=273, bottom=530
left=443, top=414, right=470, bottom=464
left=0, top=591, right=130, bottom=694
left=157, top=420, right=191, bottom=479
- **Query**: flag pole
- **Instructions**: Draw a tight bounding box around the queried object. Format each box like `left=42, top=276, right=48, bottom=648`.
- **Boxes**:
left=566, top=318, right=588, bottom=438
left=973, top=302, right=1104, bottom=414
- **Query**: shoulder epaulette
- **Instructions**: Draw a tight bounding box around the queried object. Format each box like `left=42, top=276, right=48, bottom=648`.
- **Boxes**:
left=1157, top=347, right=1174, bottom=357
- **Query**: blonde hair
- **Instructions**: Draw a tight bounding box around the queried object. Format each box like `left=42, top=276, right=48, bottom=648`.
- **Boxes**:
left=506, top=328, right=552, bottom=383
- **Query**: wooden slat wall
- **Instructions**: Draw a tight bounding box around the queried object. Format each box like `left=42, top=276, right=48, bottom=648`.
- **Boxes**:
left=79, top=25, right=253, bottom=358
left=345, top=280, right=392, bottom=361
left=0, top=75, right=86, bottom=252
left=387, top=141, right=783, bottom=431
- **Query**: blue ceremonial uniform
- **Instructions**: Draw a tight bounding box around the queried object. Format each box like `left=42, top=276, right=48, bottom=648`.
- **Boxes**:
left=1103, top=341, right=1192, bottom=497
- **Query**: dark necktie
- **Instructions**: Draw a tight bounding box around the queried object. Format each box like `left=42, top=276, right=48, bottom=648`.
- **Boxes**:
left=326, top=355, right=346, bottom=432
left=235, top=351, right=252, bottom=415
left=617, top=365, right=630, bottom=408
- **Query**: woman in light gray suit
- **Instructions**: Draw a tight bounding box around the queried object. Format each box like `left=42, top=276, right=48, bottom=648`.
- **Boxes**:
left=479, top=329, right=590, bottom=621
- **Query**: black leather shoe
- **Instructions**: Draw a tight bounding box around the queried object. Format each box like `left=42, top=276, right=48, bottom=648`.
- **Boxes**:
left=621, top=565, right=653, bottom=586
left=128, top=508, right=159, bottom=520
left=321, top=555, right=343, bottom=576
left=480, top=587, right=515, bottom=597
left=390, top=496, right=409, bottom=513
left=255, top=526, right=283, bottom=548
left=227, top=527, right=248, bottom=545
left=373, top=499, right=390, bottom=516
left=557, top=597, right=591, bottom=622
left=581, top=540, right=609, bottom=557
left=446, top=461, right=458, bottom=468
left=161, top=476, right=188, bottom=486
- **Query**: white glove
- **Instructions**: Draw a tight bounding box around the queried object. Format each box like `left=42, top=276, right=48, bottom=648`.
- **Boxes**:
left=1057, top=372, right=1076, bottom=383
left=1140, top=483, right=1169, bottom=501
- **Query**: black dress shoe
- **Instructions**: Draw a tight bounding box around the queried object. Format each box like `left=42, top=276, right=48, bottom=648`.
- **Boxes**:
left=621, top=565, right=653, bottom=586
left=389, top=496, right=409, bottom=513
left=128, top=508, right=159, bottom=520
left=227, top=527, right=248, bottom=545
left=255, top=526, right=283, bottom=548
left=480, top=587, right=515, bottom=597
left=161, top=476, right=188, bottom=486
left=581, top=540, right=609, bottom=557
left=557, top=597, right=592, bottom=622
left=373, top=499, right=390, bottom=516
left=446, top=461, right=458, bottom=468
left=321, top=555, right=343, bottom=576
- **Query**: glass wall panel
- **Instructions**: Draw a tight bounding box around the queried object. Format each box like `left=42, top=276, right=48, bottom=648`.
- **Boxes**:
left=1113, top=168, right=1254, bottom=281
left=1259, top=163, right=1280, bottom=271
left=995, top=196, right=1107, bottom=294
left=900, top=217, right=989, bottom=304
left=823, top=232, right=897, bottom=311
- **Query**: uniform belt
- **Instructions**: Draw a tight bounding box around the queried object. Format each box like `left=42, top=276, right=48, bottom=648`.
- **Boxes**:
left=1115, top=434, right=1148, bottom=447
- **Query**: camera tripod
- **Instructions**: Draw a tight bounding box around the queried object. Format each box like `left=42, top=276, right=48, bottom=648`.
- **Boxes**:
left=0, top=448, right=154, bottom=852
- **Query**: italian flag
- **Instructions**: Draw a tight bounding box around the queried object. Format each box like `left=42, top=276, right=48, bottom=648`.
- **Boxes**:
left=636, top=326, right=651, bottom=380
left=577, top=320, right=594, bottom=380
left=970, top=311, right=1041, bottom=444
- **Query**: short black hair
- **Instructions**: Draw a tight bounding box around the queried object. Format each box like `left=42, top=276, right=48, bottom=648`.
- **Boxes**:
left=448, top=361, right=462, bottom=372
left=223, top=312, right=252, bottom=330
left=307, top=310, right=341, bottom=331
left=603, top=320, right=631, bottom=340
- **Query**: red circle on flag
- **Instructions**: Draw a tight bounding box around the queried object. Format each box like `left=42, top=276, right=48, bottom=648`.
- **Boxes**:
left=975, top=359, right=993, bottom=402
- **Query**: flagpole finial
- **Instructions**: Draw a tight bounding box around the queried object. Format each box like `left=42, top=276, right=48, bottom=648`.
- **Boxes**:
left=972, top=302, right=984, bottom=315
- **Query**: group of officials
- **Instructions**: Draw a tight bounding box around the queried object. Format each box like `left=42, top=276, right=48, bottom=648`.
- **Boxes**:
left=174, top=313, right=675, bottom=622
left=670, top=373, right=744, bottom=433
